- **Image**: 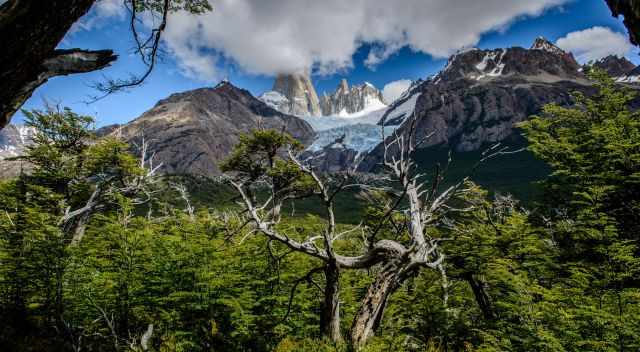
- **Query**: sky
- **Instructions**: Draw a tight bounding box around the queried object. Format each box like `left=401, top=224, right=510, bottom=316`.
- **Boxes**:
left=15, top=0, right=639, bottom=127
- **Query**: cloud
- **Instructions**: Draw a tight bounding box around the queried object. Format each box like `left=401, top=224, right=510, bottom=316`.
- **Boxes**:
left=70, top=0, right=126, bottom=33
left=382, top=79, right=412, bottom=104
left=161, top=0, right=567, bottom=81
left=556, top=26, right=633, bottom=63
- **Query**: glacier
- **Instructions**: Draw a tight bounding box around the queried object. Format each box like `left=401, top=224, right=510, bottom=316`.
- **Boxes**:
left=303, top=81, right=421, bottom=154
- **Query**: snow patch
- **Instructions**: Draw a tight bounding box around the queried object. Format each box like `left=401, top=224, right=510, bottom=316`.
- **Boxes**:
left=616, top=75, right=640, bottom=83
left=381, top=91, right=420, bottom=126
left=303, top=106, right=392, bottom=153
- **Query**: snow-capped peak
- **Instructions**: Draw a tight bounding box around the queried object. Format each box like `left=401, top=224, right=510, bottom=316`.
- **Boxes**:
left=530, top=36, right=565, bottom=55
left=0, top=124, right=35, bottom=160
left=320, top=79, right=387, bottom=116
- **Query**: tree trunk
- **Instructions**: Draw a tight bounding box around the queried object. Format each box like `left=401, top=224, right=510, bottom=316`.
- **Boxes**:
left=349, top=262, right=403, bottom=349
left=0, top=0, right=117, bottom=129
left=320, top=260, right=342, bottom=342
left=606, top=0, right=640, bottom=46
left=464, top=273, right=495, bottom=320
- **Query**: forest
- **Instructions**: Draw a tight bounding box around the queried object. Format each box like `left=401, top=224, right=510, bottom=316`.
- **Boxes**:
left=1, top=71, right=639, bottom=351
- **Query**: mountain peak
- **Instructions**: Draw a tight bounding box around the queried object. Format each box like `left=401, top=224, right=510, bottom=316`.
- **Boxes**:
left=270, top=73, right=322, bottom=117
left=437, top=38, right=580, bottom=82
left=338, top=78, right=349, bottom=93
left=588, top=55, right=637, bottom=77
left=319, top=80, right=386, bottom=116
left=530, top=36, right=565, bottom=55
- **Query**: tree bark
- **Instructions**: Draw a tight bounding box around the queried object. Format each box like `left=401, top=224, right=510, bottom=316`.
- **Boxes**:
left=606, top=0, right=640, bottom=46
left=349, top=262, right=403, bottom=349
left=464, top=273, right=495, bottom=321
left=0, top=0, right=117, bottom=129
left=320, top=260, right=342, bottom=343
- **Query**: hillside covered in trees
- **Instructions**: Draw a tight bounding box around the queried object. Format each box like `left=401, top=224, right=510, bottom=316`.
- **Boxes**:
left=1, top=72, right=640, bottom=351
left=3, top=0, right=640, bottom=351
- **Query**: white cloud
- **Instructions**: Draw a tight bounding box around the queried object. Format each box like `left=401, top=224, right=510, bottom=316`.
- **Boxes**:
left=382, top=79, right=412, bottom=104
left=556, top=26, right=633, bottom=63
left=161, top=0, right=567, bottom=81
left=70, top=0, right=126, bottom=33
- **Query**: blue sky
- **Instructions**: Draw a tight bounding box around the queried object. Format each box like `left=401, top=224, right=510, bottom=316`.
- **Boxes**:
left=16, top=0, right=637, bottom=127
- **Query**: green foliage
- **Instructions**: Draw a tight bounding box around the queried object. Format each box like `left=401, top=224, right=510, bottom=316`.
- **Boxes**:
left=3, top=72, right=640, bottom=351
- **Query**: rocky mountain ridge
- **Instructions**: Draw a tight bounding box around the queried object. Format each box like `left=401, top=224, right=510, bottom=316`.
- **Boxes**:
left=319, top=79, right=386, bottom=116
left=112, top=81, right=314, bottom=175
left=0, top=123, right=34, bottom=159
left=587, top=55, right=637, bottom=77
left=4, top=37, right=640, bottom=179
left=355, top=37, right=637, bottom=172
left=260, top=73, right=322, bottom=117
left=0, top=124, right=35, bottom=178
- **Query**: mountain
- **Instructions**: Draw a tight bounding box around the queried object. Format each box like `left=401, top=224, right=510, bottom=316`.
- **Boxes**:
left=0, top=124, right=34, bottom=178
left=260, top=73, right=322, bottom=116
left=0, top=124, right=34, bottom=159
left=587, top=55, right=637, bottom=77
left=113, top=81, right=315, bottom=175
left=355, top=37, right=601, bottom=171
left=319, top=79, right=386, bottom=116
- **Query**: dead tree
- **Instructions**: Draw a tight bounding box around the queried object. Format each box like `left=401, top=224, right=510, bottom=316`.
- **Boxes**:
left=59, top=136, right=162, bottom=245
left=347, top=116, right=522, bottom=348
left=224, top=131, right=407, bottom=343
left=224, top=118, right=516, bottom=348
left=346, top=118, right=466, bottom=348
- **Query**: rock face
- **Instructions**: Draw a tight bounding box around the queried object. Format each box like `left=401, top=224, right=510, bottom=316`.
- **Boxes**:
left=356, top=37, right=598, bottom=172
left=114, top=81, right=315, bottom=175
left=260, top=73, right=322, bottom=116
left=0, top=124, right=34, bottom=159
left=583, top=55, right=640, bottom=83
left=0, top=124, right=35, bottom=178
left=587, top=55, right=637, bottom=77
left=302, top=133, right=362, bottom=173
left=319, top=79, right=386, bottom=115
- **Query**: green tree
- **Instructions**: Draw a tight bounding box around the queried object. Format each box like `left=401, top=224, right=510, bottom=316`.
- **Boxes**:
left=520, top=70, right=640, bottom=351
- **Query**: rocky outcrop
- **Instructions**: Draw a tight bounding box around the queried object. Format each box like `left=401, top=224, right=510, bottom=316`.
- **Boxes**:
left=319, top=79, right=386, bottom=116
left=356, top=37, right=597, bottom=172
left=302, top=133, right=362, bottom=173
left=260, top=73, right=322, bottom=116
left=437, top=38, right=582, bottom=83
left=114, top=81, right=315, bottom=175
left=0, top=124, right=34, bottom=159
left=0, top=124, right=35, bottom=178
left=587, top=55, right=637, bottom=77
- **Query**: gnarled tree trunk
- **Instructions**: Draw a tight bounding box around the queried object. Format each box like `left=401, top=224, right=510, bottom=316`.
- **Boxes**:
left=320, top=260, right=342, bottom=342
left=349, top=262, right=404, bottom=349
left=0, top=0, right=116, bottom=129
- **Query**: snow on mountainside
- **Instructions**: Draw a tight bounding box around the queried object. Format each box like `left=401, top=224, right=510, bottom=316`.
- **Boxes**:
left=0, top=124, right=34, bottom=159
left=530, top=36, right=566, bottom=55
left=583, top=55, right=640, bottom=84
left=380, top=79, right=425, bottom=126
left=320, top=79, right=387, bottom=116
left=615, top=65, right=640, bottom=83
left=303, top=107, right=389, bottom=153
left=0, top=124, right=36, bottom=178
left=302, top=79, right=421, bottom=155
